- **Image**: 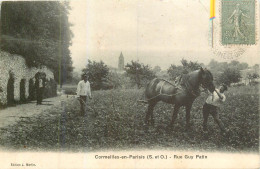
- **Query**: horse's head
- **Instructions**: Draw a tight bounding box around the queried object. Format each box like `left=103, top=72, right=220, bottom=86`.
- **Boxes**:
left=199, top=67, right=215, bottom=93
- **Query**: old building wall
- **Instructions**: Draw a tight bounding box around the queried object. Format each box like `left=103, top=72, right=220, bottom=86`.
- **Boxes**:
left=0, top=51, right=54, bottom=105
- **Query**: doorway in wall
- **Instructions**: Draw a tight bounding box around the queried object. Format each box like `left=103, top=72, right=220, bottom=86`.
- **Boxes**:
left=7, top=71, right=15, bottom=105
left=20, top=79, right=26, bottom=103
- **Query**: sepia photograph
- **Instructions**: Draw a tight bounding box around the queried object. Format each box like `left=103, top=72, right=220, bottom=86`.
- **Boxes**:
left=0, top=0, right=259, bottom=168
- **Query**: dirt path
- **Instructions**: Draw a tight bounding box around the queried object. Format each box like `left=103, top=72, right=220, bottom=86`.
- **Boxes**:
left=0, top=96, right=65, bottom=128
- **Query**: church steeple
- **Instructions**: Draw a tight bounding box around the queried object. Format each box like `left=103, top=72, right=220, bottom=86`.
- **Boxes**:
left=118, top=52, right=124, bottom=71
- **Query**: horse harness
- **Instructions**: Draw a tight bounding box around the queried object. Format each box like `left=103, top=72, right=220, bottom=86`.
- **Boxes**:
left=145, top=76, right=200, bottom=102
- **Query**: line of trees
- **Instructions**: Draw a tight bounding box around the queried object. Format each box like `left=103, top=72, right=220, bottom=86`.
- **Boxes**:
left=208, top=60, right=259, bottom=86
left=80, top=60, right=156, bottom=90
left=78, top=58, right=259, bottom=91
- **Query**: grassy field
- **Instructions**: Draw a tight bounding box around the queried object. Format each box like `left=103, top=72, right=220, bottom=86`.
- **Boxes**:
left=0, top=85, right=259, bottom=152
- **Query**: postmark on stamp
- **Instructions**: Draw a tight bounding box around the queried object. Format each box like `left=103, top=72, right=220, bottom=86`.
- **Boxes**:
left=221, top=0, right=256, bottom=45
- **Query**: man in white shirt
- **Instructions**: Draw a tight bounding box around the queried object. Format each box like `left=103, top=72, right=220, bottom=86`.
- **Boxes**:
left=202, top=84, right=228, bottom=132
left=77, top=74, right=92, bottom=115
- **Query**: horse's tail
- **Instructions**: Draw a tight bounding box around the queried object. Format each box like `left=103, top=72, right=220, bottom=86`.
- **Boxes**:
left=137, top=89, right=149, bottom=104
left=137, top=78, right=159, bottom=104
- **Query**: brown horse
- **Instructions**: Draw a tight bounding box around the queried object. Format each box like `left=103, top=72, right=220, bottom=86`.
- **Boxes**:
left=143, top=68, right=215, bottom=130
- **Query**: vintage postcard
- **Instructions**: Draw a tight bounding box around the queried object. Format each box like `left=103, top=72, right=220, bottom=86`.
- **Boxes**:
left=0, top=0, right=259, bottom=168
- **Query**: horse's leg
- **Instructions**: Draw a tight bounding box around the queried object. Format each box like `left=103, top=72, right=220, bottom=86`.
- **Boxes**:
left=202, top=103, right=209, bottom=132
left=185, top=103, right=192, bottom=131
left=145, top=102, right=156, bottom=126
left=212, top=109, right=226, bottom=132
left=150, top=105, right=155, bottom=126
left=170, top=104, right=180, bottom=127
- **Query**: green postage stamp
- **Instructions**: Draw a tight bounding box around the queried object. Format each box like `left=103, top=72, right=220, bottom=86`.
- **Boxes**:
left=221, top=0, right=256, bottom=45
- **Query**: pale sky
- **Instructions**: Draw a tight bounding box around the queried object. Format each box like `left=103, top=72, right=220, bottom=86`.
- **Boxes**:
left=69, top=0, right=260, bottom=72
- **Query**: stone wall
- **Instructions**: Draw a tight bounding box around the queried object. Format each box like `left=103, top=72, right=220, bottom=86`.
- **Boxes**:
left=0, top=51, right=55, bottom=105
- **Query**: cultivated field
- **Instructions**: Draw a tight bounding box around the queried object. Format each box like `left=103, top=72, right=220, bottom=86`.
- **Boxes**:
left=0, top=85, right=259, bottom=152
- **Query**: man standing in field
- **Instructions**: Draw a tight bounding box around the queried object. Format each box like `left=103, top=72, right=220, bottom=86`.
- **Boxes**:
left=202, top=84, right=228, bottom=133
left=76, top=74, right=92, bottom=115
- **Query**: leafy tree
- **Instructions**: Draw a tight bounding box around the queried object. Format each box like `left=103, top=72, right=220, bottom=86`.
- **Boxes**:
left=216, top=68, right=241, bottom=86
left=229, top=60, right=248, bottom=70
left=253, top=64, right=259, bottom=73
left=66, top=71, right=81, bottom=85
left=229, top=60, right=240, bottom=67
left=153, top=66, right=161, bottom=74
left=253, top=64, right=259, bottom=69
left=0, top=1, right=73, bottom=84
left=167, top=59, right=202, bottom=79
left=106, top=72, right=133, bottom=89
left=208, top=59, right=218, bottom=70
left=153, top=65, right=166, bottom=78
left=107, top=72, right=122, bottom=89
left=82, top=60, right=110, bottom=90
left=238, top=63, right=248, bottom=70
left=125, top=61, right=156, bottom=88
left=167, top=64, right=184, bottom=80
left=208, top=59, right=248, bottom=74
left=181, top=59, right=202, bottom=72
left=209, top=59, right=228, bottom=73
left=247, top=72, right=259, bottom=85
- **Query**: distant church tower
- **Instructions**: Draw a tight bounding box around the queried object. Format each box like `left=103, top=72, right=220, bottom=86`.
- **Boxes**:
left=118, top=52, right=124, bottom=71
